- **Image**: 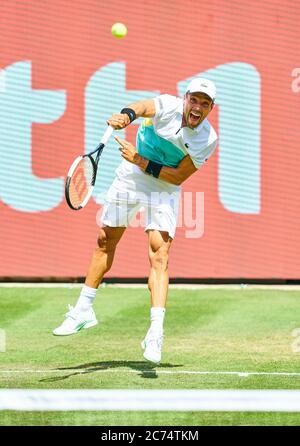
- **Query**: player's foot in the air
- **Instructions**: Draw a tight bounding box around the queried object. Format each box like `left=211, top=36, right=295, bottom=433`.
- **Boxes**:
left=141, top=330, right=164, bottom=364
left=52, top=305, right=98, bottom=336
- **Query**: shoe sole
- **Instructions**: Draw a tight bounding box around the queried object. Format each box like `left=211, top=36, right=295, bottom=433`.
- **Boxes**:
left=143, top=351, right=161, bottom=364
left=141, top=340, right=161, bottom=364
left=83, top=320, right=98, bottom=329
left=52, top=320, right=98, bottom=336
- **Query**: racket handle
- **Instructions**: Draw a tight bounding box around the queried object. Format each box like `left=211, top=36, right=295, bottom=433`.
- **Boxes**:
left=101, top=125, right=114, bottom=145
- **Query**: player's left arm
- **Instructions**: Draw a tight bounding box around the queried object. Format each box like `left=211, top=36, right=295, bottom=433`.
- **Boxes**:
left=136, top=154, right=197, bottom=186
left=115, top=136, right=197, bottom=186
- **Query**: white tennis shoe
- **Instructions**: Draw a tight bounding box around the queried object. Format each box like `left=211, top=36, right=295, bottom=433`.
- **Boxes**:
left=141, top=330, right=164, bottom=364
left=52, top=305, right=98, bottom=336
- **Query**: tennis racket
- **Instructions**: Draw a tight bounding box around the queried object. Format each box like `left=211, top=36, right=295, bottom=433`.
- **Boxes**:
left=65, top=125, right=114, bottom=210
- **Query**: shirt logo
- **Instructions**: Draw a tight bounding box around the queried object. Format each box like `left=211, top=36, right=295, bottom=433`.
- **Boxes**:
left=185, top=143, right=189, bottom=148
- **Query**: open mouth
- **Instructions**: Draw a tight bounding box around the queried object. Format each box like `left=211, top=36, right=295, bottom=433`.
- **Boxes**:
left=189, top=112, right=201, bottom=124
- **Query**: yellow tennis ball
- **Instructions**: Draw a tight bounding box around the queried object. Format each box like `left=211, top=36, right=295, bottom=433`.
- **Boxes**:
left=111, top=23, right=127, bottom=39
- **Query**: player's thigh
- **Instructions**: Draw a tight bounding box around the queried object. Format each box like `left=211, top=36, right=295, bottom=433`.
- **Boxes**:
left=97, top=225, right=126, bottom=252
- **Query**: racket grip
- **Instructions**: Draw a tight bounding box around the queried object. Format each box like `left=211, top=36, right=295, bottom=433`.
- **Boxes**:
left=101, top=125, right=114, bottom=145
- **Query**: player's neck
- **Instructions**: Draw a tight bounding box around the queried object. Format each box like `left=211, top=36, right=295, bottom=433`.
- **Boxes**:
left=181, top=114, right=188, bottom=128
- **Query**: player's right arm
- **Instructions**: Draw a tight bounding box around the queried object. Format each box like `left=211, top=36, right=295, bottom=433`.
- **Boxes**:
left=107, top=99, right=156, bottom=129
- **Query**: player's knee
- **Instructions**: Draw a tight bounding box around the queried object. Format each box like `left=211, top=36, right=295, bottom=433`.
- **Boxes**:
left=149, top=246, right=169, bottom=270
left=97, top=229, right=108, bottom=251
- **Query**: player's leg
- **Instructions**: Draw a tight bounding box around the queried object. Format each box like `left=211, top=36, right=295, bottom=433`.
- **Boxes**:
left=147, top=229, right=172, bottom=308
left=53, top=225, right=126, bottom=336
left=74, top=225, right=127, bottom=308
left=142, top=229, right=173, bottom=363
left=141, top=197, right=178, bottom=363
left=85, top=225, right=126, bottom=289
left=53, top=195, right=143, bottom=336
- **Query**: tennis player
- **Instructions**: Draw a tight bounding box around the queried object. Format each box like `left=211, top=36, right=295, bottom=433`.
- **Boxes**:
left=53, top=78, right=218, bottom=364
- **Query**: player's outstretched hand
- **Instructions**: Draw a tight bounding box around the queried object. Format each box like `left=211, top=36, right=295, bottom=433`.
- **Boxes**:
left=107, top=113, right=131, bottom=130
left=115, top=136, right=139, bottom=164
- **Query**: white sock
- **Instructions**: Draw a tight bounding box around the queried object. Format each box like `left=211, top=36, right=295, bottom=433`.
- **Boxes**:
left=149, top=307, right=165, bottom=334
left=74, top=285, right=97, bottom=312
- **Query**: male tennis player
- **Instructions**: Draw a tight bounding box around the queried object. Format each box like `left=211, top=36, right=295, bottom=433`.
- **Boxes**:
left=53, top=78, right=218, bottom=364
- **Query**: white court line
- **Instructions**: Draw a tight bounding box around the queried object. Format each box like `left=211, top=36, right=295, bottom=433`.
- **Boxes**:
left=1, top=369, right=300, bottom=377
left=1, top=283, right=300, bottom=290
left=1, top=389, right=300, bottom=411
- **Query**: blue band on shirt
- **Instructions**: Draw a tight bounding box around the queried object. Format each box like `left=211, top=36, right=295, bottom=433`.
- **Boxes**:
left=136, top=120, right=185, bottom=168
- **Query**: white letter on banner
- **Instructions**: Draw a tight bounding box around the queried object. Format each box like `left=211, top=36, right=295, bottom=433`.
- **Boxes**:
left=0, top=61, right=65, bottom=212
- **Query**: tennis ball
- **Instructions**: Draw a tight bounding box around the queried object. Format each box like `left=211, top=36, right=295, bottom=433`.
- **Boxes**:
left=111, top=22, right=127, bottom=39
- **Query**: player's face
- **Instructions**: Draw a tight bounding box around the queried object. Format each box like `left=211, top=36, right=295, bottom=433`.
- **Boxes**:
left=183, top=93, right=214, bottom=129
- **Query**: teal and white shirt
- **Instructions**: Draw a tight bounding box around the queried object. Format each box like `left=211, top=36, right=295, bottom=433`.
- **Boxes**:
left=110, top=94, right=218, bottom=203
left=140, top=94, right=218, bottom=168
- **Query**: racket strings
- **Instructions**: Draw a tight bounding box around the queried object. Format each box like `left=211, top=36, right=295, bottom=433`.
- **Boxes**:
left=68, top=156, right=95, bottom=209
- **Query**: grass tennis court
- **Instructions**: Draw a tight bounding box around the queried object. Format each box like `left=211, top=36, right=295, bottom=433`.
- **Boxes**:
left=1, top=286, right=300, bottom=425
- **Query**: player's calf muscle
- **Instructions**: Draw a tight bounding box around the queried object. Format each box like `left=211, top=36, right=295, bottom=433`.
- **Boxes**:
left=86, top=227, right=125, bottom=288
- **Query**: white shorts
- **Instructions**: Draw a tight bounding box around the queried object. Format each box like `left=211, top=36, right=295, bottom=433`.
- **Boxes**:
left=100, top=200, right=179, bottom=239
left=100, top=170, right=181, bottom=239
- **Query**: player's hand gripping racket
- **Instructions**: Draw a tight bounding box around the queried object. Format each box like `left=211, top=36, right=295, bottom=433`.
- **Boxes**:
left=65, top=125, right=114, bottom=210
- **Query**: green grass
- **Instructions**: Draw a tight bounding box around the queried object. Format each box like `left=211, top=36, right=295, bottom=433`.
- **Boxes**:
left=0, top=286, right=300, bottom=425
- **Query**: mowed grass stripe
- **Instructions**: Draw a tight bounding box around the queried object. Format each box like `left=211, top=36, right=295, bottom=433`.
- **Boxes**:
left=1, top=288, right=300, bottom=387
left=1, top=287, right=300, bottom=425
